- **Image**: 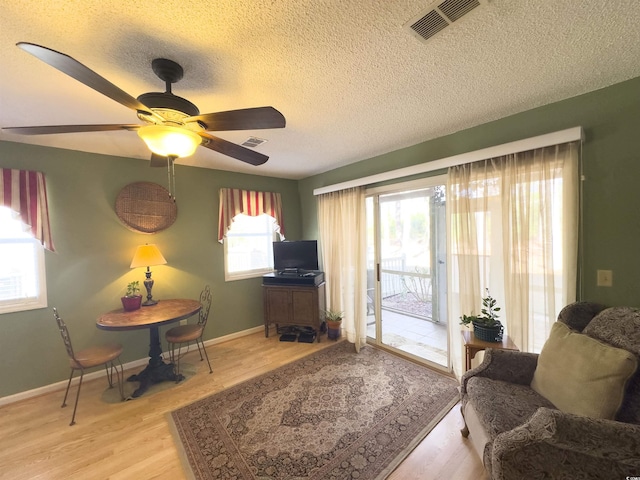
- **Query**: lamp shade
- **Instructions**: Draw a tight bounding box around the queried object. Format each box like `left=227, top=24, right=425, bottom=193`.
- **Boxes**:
left=130, top=244, right=167, bottom=268
left=137, top=125, right=201, bottom=158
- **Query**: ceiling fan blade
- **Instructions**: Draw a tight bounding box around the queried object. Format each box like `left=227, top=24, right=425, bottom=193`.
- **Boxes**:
left=149, top=153, right=168, bottom=167
left=2, top=124, right=141, bottom=135
left=188, top=107, right=285, bottom=131
left=199, top=132, right=269, bottom=166
left=16, top=42, right=163, bottom=121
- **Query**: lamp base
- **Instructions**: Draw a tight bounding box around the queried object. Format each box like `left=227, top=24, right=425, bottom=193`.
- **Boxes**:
left=143, top=270, right=158, bottom=306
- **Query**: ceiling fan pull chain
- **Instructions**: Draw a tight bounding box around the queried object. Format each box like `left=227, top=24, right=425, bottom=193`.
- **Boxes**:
left=166, top=157, right=172, bottom=199
left=171, top=157, right=176, bottom=202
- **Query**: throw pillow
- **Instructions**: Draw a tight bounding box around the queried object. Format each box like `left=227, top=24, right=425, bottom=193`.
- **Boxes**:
left=531, top=321, right=638, bottom=419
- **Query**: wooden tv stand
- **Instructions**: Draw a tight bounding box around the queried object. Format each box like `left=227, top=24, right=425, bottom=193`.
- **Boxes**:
left=262, top=282, right=326, bottom=342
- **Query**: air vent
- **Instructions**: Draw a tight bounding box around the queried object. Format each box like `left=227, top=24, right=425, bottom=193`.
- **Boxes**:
left=404, top=0, right=488, bottom=43
left=241, top=137, right=268, bottom=148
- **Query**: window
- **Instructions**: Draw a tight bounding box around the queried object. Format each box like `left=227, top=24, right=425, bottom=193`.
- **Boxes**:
left=224, top=213, right=278, bottom=281
left=218, top=187, right=285, bottom=281
left=0, top=206, right=47, bottom=314
left=448, top=141, right=578, bottom=368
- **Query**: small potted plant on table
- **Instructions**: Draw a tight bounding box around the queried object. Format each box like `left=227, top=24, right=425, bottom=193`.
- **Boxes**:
left=325, top=309, right=343, bottom=340
left=121, top=280, right=142, bottom=311
left=459, top=288, right=503, bottom=342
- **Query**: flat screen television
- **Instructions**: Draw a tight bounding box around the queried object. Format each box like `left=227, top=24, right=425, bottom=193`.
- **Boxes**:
left=273, top=240, right=319, bottom=272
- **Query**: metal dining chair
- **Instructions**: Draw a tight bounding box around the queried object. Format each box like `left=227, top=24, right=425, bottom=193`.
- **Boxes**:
left=165, top=285, right=213, bottom=379
left=53, top=308, right=125, bottom=425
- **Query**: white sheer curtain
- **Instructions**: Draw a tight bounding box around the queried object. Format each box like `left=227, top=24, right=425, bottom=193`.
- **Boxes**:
left=447, top=141, right=579, bottom=379
left=317, top=187, right=367, bottom=351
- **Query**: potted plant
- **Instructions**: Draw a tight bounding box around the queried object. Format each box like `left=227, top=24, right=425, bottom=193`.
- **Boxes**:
left=459, top=288, right=503, bottom=342
left=324, top=309, right=343, bottom=340
left=121, top=280, right=142, bottom=311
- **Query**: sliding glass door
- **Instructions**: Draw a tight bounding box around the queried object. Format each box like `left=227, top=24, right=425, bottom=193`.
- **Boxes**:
left=366, top=177, right=449, bottom=369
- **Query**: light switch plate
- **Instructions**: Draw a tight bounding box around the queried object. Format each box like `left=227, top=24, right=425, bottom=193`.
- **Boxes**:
left=597, top=270, right=613, bottom=287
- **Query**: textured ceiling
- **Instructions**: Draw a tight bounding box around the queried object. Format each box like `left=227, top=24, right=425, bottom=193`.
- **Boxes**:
left=1, top=0, right=640, bottom=180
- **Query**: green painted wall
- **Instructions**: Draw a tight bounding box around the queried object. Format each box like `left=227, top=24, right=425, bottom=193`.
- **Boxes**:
left=3, top=75, right=640, bottom=398
left=0, top=142, right=301, bottom=398
left=299, top=76, right=640, bottom=308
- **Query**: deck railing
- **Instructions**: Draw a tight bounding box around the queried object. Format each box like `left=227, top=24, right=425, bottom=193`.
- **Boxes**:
left=368, top=255, right=438, bottom=322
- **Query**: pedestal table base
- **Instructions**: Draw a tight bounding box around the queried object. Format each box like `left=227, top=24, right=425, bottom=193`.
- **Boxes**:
left=127, top=361, right=184, bottom=398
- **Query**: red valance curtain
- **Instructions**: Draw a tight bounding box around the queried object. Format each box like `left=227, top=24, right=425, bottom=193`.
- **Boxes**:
left=218, top=188, right=284, bottom=242
left=0, top=169, right=55, bottom=251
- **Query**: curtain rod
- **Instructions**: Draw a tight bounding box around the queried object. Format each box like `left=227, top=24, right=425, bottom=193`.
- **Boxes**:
left=313, top=126, right=583, bottom=196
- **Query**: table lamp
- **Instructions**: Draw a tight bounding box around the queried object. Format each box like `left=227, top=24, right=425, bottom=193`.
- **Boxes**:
left=130, top=244, right=167, bottom=306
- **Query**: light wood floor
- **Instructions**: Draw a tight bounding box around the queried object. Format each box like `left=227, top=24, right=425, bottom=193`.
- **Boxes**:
left=0, top=332, right=488, bottom=480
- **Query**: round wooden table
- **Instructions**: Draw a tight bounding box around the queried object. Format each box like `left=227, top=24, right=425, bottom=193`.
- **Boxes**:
left=97, top=299, right=201, bottom=397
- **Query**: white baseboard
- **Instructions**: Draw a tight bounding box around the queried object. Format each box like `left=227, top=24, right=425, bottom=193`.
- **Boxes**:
left=0, top=325, right=264, bottom=407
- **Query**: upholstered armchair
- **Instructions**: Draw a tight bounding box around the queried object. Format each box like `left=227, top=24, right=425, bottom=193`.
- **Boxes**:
left=459, top=302, right=640, bottom=479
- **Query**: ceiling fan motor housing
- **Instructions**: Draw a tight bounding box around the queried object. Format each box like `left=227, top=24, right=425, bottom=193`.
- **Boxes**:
left=136, top=91, right=204, bottom=131
left=137, top=92, right=200, bottom=117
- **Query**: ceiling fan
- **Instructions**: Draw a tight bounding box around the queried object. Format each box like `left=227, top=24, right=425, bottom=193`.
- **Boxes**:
left=3, top=42, right=286, bottom=168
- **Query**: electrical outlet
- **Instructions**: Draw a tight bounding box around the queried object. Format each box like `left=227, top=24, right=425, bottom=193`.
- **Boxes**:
left=597, top=270, right=613, bottom=287
left=180, top=319, right=188, bottom=326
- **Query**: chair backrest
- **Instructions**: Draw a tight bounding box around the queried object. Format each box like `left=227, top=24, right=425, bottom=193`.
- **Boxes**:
left=197, top=285, right=212, bottom=327
left=557, top=301, right=607, bottom=332
left=53, top=308, right=76, bottom=361
left=582, top=306, right=640, bottom=424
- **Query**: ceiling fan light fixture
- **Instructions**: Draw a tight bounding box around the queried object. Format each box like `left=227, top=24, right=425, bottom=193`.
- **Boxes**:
left=137, top=124, right=201, bottom=158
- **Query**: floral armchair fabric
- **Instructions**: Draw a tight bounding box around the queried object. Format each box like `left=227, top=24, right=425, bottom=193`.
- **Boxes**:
left=459, top=302, right=640, bottom=479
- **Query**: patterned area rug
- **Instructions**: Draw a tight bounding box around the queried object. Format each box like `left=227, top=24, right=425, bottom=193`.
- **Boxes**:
left=169, top=342, right=459, bottom=480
